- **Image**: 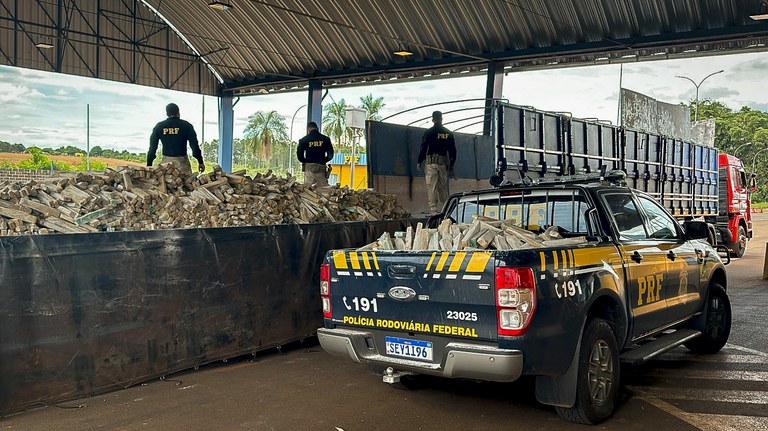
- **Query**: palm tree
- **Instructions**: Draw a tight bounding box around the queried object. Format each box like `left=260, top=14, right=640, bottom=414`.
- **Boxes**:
left=243, top=110, right=289, bottom=167
left=360, top=94, right=385, bottom=121
left=322, top=99, right=349, bottom=148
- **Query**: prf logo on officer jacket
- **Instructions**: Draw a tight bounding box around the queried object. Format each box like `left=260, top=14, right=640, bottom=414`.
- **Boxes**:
left=437, top=133, right=450, bottom=139
left=163, top=128, right=180, bottom=135
left=308, top=140, right=324, bottom=147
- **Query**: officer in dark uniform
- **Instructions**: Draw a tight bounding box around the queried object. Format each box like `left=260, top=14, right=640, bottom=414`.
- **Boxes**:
left=417, top=111, right=457, bottom=213
left=296, top=122, right=334, bottom=187
left=148, top=103, right=205, bottom=174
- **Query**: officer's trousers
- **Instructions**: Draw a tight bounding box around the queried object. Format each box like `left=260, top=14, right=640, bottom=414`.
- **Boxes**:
left=425, top=163, right=447, bottom=213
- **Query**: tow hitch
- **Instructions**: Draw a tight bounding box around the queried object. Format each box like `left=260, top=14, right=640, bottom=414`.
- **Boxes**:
left=383, top=367, right=414, bottom=384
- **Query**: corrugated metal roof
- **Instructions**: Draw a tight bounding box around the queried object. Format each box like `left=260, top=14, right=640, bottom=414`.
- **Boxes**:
left=2, top=0, right=768, bottom=96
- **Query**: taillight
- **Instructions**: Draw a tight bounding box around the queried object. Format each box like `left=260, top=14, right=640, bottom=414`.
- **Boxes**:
left=495, top=267, right=536, bottom=336
left=320, top=263, right=331, bottom=319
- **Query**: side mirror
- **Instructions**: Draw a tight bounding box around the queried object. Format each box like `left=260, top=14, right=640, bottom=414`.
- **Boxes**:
left=683, top=220, right=710, bottom=241
left=750, top=175, right=757, bottom=192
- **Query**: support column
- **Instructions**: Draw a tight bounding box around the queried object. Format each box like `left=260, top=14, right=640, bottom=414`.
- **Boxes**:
left=483, top=61, right=505, bottom=136
left=218, top=95, right=234, bottom=173
left=307, top=79, right=323, bottom=130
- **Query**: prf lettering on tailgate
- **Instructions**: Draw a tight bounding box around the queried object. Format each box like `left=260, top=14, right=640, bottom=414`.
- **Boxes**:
left=637, top=274, right=663, bottom=306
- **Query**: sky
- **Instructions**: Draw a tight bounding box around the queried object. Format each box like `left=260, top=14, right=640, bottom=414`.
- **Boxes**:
left=1, top=51, right=767, bottom=155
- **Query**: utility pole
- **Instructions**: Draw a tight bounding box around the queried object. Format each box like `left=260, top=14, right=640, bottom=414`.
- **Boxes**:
left=676, top=70, right=725, bottom=122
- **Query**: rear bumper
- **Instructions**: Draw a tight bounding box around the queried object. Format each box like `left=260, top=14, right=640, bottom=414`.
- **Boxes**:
left=317, top=327, right=523, bottom=383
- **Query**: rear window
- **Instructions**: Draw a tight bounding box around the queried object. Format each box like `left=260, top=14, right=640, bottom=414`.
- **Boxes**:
left=448, top=189, right=593, bottom=234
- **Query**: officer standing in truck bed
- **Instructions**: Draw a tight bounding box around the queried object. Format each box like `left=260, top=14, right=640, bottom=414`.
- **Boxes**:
left=417, top=111, right=457, bottom=214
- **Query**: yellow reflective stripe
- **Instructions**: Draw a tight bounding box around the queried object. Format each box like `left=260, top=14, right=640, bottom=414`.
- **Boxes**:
left=561, top=249, right=568, bottom=268
left=571, top=247, right=616, bottom=266
left=569, top=249, right=575, bottom=267
left=361, top=252, right=371, bottom=270
left=426, top=252, right=438, bottom=270
left=540, top=252, right=546, bottom=272
left=349, top=252, right=361, bottom=270
left=552, top=250, right=559, bottom=270
left=333, top=251, right=348, bottom=269
left=449, top=252, right=467, bottom=272
left=435, top=252, right=451, bottom=271
left=371, top=252, right=380, bottom=270
left=466, top=252, right=492, bottom=273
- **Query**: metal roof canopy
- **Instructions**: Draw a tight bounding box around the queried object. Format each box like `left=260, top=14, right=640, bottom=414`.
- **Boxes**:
left=2, top=0, right=768, bottom=97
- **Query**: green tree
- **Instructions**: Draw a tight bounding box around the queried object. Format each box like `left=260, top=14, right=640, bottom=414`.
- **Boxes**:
left=323, top=99, right=351, bottom=151
left=78, top=155, right=106, bottom=171
left=17, top=147, right=71, bottom=171
left=202, top=139, right=219, bottom=163
left=90, top=146, right=103, bottom=157
left=243, top=110, right=289, bottom=167
left=694, top=100, right=768, bottom=201
left=360, top=94, right=385, bottom=121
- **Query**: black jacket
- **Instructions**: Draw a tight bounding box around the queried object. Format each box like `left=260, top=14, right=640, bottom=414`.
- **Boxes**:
left=148, top=117, right=203, bottom=166
left=297, top=129, right=334, bottom=164
left=418, top=124, right=457, bottom=168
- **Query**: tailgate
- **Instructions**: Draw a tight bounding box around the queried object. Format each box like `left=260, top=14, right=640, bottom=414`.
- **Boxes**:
left=327, top=250, right=498, bottom=341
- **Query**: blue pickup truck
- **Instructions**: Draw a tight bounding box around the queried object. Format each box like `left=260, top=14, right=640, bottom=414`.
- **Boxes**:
left=317, top=173, right=731, bottom=424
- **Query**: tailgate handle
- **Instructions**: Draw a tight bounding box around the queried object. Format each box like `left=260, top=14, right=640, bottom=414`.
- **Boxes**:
left=387, top=264, right=416, bottom=279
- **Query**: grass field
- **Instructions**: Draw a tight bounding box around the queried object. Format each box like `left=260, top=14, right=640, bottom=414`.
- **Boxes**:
left=0, top=152, right=144, bottom=169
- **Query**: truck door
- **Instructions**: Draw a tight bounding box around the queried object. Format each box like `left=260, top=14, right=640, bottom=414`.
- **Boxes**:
left=601, top=192, right=669, bottom=339
left=635, top=195, right=701, bottom=321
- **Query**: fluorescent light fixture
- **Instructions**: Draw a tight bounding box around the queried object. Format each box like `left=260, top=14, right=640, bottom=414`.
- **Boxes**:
left=595, top=56, right=609, bottom=61
left=208, top=1, right=233, bottom=11
left=750, top=13, right=768, bottom=20
left=258, top=88, right=268, bottom=94
left=35, top=42, right=54, bottom=49
left=393, top=49, right=413, bottom=57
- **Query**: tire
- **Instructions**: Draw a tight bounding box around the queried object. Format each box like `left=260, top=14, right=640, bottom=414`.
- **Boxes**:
left=730, top=225, right=747, bottom=258
left=555, top=319, right=619, bottom=425
left=684, top=284, right=731, bottom=354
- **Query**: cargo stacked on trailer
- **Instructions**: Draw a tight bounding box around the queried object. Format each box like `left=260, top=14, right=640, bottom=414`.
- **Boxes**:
left=490, top=102, right=752, bottom=257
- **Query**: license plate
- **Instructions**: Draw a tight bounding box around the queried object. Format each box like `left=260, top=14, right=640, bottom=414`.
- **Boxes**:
left=385, top=336, right=433, bottom=361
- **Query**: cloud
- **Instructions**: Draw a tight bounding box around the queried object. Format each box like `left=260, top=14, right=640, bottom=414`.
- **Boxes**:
left=2, top=51, right=768, bottom=153
left=700, top=86, right=740, bottom=99
left=0, top=82, right=45, bottom=104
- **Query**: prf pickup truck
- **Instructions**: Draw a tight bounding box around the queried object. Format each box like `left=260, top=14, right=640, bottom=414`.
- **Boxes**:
left=317, top=173, right=731, bottom=425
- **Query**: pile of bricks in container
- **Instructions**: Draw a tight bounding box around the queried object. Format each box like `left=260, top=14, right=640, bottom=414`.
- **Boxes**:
left=0, top=163, right=408, bottom=236
left=360, top=216, right=587, bottom=251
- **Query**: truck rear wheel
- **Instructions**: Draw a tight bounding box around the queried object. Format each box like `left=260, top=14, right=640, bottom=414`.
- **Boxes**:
left=555, top=318, right=619, bottom=425
left=731, top=225, right=747, bottom=258
left=684, top=283, right=731, bottom=354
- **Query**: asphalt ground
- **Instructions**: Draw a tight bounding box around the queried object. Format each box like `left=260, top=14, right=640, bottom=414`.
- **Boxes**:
left=3, top=215, right=767, bottom=431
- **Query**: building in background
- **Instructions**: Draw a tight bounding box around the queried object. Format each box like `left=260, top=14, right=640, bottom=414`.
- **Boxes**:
left=328, top=153, right=367, bottom=190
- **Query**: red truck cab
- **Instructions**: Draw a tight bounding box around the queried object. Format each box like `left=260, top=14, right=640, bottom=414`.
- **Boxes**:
left=718, top=153, right=752, bottom=257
